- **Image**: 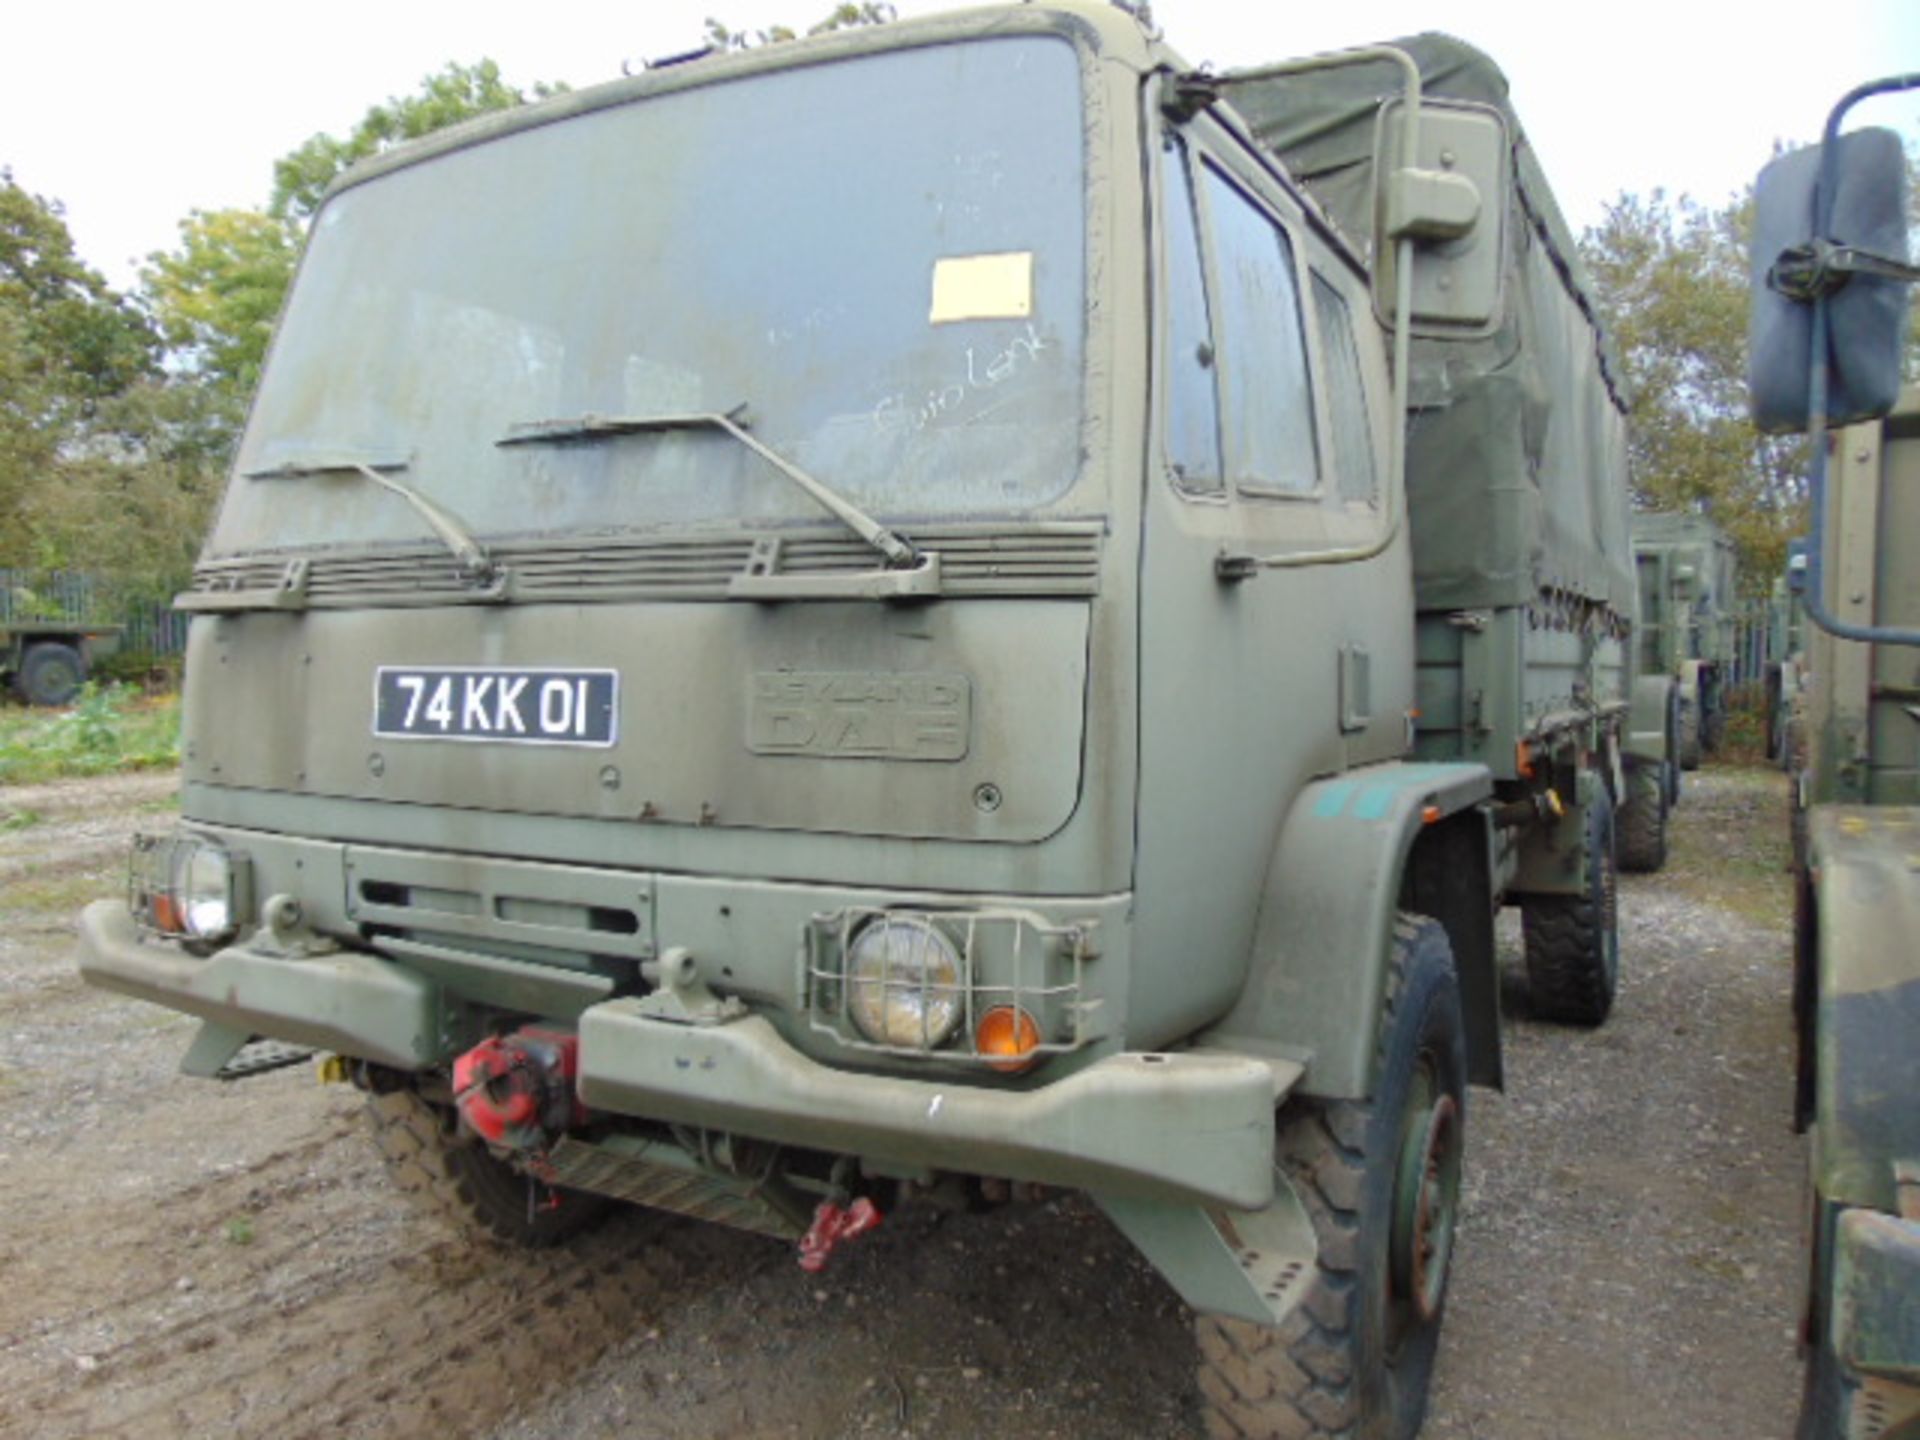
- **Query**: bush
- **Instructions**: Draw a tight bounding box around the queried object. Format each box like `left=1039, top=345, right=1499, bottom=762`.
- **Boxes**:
left=92, top=646, right=184, bottom=691
left=1714, top=682, right=1772, bottom=767
left=0, top=683, right=180, bottom=784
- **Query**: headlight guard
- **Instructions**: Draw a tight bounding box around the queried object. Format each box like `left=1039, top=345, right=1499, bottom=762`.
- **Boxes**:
left=129, top=831, right=252, bottom=948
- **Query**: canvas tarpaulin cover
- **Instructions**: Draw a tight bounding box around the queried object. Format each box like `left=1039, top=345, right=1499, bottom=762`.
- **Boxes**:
left=1222, top=35, right=1636, bottom=617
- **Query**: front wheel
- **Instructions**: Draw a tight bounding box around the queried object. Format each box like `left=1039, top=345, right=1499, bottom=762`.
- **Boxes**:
left=1521, top=783, right=1621, bottom=1025
left=1195, top=915, right=1467, bottom=1440
left=1677, top=696, right=1703, bottom=772
left=362, top=1086, right=608, bottom=1248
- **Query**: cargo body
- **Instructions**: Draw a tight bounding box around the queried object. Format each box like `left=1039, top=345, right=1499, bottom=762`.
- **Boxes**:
left=77, top=9, right=1645, bottom=1436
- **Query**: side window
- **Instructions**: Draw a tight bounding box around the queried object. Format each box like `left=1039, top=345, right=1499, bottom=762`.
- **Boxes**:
left=1161, top=141, right=1221, bottom=491
left=1311, top=274, right=1379, bottom=504
left=1200, top=165, right=1318, bottom=495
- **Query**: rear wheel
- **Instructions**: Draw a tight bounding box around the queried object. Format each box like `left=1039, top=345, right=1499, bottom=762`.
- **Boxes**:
left=1678, top=695, right=1703, bottom=771
left=1616, top=760, right=1668, bottom=873
left=1521, top=784, right=1620, bottom=1025
left=18, top=641, right=85, bottom=706
left=1195, top=915, right=1466, bottom=1440
left=1665, top=686, right=1684, bottom=808
left=363, top=1086, right=608, bottom=1248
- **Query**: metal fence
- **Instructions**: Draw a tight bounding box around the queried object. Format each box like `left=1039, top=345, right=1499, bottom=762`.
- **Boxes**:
left=0, top=570, right=188, bottom=657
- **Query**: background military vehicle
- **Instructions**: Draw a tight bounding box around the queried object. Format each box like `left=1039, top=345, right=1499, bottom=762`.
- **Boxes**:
left=0, top=617, right=120, bottom=705
left=1634, top=509, right=1739, bottom=770
left=76, top=8, right=1649, bottom=1436
left=1747, top=79, right=1920, bottom=1440
left=1768, top=540, right=1810, bottom=768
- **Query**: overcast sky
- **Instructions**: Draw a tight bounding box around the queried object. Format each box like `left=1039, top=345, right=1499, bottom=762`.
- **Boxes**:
left=5, top=0, right=1916, bottom=291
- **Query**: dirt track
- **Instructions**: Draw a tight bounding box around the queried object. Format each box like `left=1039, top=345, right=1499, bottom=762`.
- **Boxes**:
left=0, top=766, right=1801, bottom=1439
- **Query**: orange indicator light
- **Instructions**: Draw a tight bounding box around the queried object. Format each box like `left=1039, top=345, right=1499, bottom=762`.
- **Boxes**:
left=976, top=1006, right=1042, bottom=1073
left=152, top=893, right=184, bottom=934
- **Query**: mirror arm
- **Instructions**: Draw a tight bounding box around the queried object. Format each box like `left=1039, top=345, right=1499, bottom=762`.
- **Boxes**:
left=1161, top=69, right=1221, bottom=124
left=1768, top=238, right=1920, bottom=302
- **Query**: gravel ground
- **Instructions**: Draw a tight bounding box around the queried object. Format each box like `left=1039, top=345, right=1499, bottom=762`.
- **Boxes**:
left=0, top=765, right=1801, bottom=1439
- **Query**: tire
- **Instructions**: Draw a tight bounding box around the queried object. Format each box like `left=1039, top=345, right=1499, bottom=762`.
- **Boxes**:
left=18, top=641, right=85, bottom=707
left=1521, top=784, right=1620, bottom=1026
left=1766, top=666, right=1784, bottom=763
left=363, top=1087, right=608, bottom=1248
left=1616, top=760, right=1668, bottom=874
left=1677, top=696, right=1703, bottom=771
left=1196, top=915, right=1467, bottom=1440
left=1664, top=683, right=1683, bottom=809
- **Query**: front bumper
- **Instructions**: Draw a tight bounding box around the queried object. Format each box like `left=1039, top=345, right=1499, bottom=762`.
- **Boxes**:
left=580, top=1003, right=1282, bottom=1209
left=78, top=900, right=439, bottom=1068
left=77, top=900, right=1286, bottom=1211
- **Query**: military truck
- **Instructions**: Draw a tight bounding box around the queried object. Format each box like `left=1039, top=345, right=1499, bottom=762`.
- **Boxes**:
left=1746, top=80, right=1920, bottom=1440
left=1634, top=509, right=1739, bottom=771
left=76, top=8, right=1649, bottom=1436
left=1, top=619, right=121, bottom=706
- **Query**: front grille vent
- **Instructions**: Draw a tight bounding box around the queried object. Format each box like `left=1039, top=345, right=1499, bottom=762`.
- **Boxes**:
left=189, top=523, right=1102, bottom=608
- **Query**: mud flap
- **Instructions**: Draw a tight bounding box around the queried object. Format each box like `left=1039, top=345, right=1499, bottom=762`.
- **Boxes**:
left=1097, top=1174, right=1318, bottom=1327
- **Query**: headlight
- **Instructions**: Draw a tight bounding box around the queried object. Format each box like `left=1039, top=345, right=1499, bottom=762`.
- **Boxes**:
left=846, top=916, right=963, bottom=1050
left=131, top=832, right=247, bottom=946
left=179, top=843, right=235, bottom=941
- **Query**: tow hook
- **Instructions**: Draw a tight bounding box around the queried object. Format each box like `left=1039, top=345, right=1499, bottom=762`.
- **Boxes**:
left=451, top=1029, right=583, bottom=1150
left=797, top=1197, right=884, bottom=1272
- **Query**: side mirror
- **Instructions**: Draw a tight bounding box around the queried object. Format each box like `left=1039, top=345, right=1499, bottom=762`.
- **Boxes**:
left=1749, top=127, right=1913, bottom=433
left=1371, top=98, right=1509, bottom=337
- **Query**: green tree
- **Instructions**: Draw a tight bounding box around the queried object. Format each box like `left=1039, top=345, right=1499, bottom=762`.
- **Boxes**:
left=18, top=377, right=232, bottom=600
left=0, top=171, right=156, bottom=415
left=142, top=207, right=302, bottom=402
left=270, top=59, right=556, bottom=221
left=139, top=59, right=555, bottom=454
left=1581, top=188, right=1807, bottom=589
left=0, top=171, right=160, bottom=567
left=704, top=3, right=894, bottom=50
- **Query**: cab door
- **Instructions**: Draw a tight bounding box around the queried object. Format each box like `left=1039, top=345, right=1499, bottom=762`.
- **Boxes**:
left=1129, top=112, right=1414, bottom=1046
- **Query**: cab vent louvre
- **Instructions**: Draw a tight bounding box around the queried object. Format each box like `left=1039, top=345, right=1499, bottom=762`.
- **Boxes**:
left=191, top=524, right=1102, bottom=605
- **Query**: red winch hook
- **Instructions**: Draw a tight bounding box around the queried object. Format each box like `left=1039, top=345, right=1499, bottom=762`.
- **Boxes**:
left=797, top=1197, right=884, bottom=1272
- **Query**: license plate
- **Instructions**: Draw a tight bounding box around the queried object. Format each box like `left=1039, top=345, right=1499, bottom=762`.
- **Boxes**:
left=373, top=667, right=618, bottom=747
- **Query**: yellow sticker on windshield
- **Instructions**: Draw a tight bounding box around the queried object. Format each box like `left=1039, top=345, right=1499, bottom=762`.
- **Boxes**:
left=929, top=252, right=1033, bottom=324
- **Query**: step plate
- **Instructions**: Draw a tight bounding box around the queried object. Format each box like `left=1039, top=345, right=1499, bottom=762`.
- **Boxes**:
left=545, top=1137, right=804, bottom=1240
left=215, top=1040, right=317, bottom=1082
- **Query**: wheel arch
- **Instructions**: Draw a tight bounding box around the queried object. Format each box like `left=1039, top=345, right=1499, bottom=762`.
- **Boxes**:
left=1196, top=762, right=1498, bottom=1101
left=1625, top=673, right=1675, bottom=767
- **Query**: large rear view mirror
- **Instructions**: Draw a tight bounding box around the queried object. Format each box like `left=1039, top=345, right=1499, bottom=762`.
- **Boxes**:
left=1749, top=127, right=1913, bottom=434
left=1371, top=98, right=1510, bottom=337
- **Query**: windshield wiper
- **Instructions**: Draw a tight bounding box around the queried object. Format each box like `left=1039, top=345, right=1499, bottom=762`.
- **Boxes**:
left=498, top=406, right=919, bottom=571
left=245, top=453, right=497, bottom=583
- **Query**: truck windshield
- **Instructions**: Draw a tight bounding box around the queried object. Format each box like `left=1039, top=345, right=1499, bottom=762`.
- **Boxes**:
left=213, top=36, right=1088, bottom=558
